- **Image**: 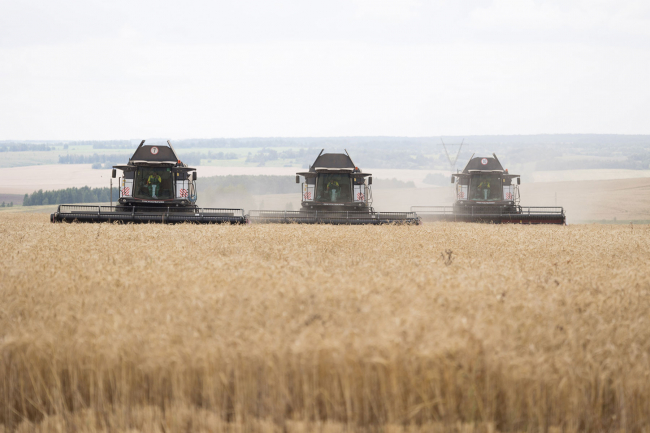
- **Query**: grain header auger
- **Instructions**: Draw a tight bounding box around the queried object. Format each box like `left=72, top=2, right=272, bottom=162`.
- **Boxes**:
left=412, top=153, right=566, bottom=224
left=50, top=140, right=246, bottom=224
left=247, top=149, right=420, bottom=225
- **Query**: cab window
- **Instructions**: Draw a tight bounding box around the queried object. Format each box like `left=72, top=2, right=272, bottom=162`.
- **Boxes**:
left=470, top=174, right=501, bottom=201
left=316, top=173, right=351, bottom=202
left=135, top=167, right=173, bottom=199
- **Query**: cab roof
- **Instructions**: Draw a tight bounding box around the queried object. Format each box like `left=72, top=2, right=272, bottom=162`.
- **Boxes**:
left=309, top=152, right=356, bottom=171
left=462, top=155, right=504, bottom=173
left=297, top=149, right=371, bottom=177
left=113, top=140, right=194, bottom=170
left=454, top=153, right=519, bottom=178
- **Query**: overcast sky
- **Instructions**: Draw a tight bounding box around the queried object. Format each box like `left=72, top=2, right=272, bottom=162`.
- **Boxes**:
left=1, top=0, right=649, bottom=140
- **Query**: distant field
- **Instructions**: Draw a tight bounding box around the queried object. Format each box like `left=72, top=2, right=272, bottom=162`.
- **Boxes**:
left=1, top=215, right=649, bottom=431
left=0, top=146, right=134, bottom=168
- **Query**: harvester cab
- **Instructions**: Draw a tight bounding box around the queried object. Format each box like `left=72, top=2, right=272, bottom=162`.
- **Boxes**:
left=412, top=153, right=566, bottom=224
left=113, top=140, right=197, bottom=208
left=296, top=149, right=373, bottom=211
left=50, top=140, right=246, bottom=224
left=247, top=149, right=419, bottom=224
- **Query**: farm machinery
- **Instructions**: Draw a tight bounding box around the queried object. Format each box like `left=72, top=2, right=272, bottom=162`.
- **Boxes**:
left=50, top=140, right=246, bottom=224
left=248, top=150, right=420, bottom=224
left=412, top=154, right=566, bottom=224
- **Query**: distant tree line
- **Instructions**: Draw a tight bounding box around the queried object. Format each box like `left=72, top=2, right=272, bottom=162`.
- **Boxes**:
left=0, top=143, right=53, bottom=152
left=57, top=151, right=241, bottom=167
left=245, top=149, right=280, bottom=165
left=90, top=141, right=133, bottom=149
left=535, top=155, right=650, bottom=171
left=181, top=151, right=239, bottom=165
left=245, top=148, right=312, bottom=166
left=1, top=201, right=14, bottom=207
left=351, top=150, right=435, bottom=170
left=59, top=154, right=127, bottom=166
left=174, top=138, right=322, bottom=149
left=23, top=187, right=119, bottom=206
left=243, top=148, right=439, bottom=169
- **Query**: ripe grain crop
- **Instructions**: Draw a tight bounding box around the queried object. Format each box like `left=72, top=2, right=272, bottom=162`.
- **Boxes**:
left=1, top=214, right=649, bottom=432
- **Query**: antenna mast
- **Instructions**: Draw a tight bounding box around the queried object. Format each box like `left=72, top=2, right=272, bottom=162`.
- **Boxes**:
left=441, top=138, right=464, bottom=172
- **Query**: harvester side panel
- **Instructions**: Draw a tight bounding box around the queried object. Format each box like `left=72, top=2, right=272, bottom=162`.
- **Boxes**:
left=120, top=179, right=133, bottom=197
left=176, top=180, right=189, bottom=199
left=353, top=184, right=365, bottom=202
left=503, top=185, right=515, bottom=201
left=457, top=185, right=468, bottom=200
left=302, top=183, right=315, bottom=201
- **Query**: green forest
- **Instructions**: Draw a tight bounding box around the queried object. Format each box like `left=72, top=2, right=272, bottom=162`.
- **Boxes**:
left=59, top=154, right=126, bottom=166
left=23, top=187, right=119, bottom=206
left=0, top=143, right=53, bottom=152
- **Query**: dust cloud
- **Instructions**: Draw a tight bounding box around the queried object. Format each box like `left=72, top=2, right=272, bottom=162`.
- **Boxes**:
left=196, top=173, right=650, bottom=223
left=197, top=186, right=257, bottom=211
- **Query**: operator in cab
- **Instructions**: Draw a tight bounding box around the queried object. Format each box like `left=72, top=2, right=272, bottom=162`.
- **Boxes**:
left=147, top=172, right=162, bottom=198
left=471, top=174, right=498, bottom=201
left=477, top=179, right=491, bottom=199
left=326, top=179, right=340, bottom=201
left=326, top=179, right=339, bottom=192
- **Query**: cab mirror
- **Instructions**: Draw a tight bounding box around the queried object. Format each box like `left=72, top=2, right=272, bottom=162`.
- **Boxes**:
left=368, top=177, right=372, bottom=185
left=296, top=175, right=300, bottom=184
left=517, top=178, right=520, bottom=185
left=112, top=169, right=116, bottom=178
left=193, top=172, right=198, bottom=181
left=451, top=175, right=454, bottom=183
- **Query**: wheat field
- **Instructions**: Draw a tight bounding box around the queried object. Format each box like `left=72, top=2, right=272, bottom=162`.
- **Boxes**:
left=1, top=214, right=649, bottom=432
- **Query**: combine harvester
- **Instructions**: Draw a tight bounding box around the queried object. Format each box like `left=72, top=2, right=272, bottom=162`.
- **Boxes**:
left=248, top=150, right=420, bottom=224
left=412, top=154, right=566, bottom=224
left=51, top=140, right=246, bottom=224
